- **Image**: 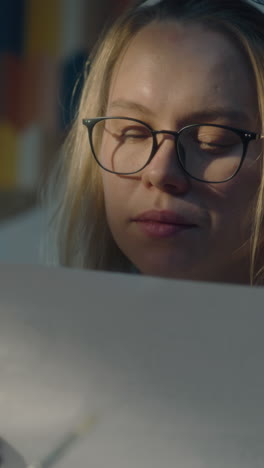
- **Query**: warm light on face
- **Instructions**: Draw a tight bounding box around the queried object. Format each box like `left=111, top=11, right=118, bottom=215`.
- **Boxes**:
left=100, top=20, right=261, bottom=284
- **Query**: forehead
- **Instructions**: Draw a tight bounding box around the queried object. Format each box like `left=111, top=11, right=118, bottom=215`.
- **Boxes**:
left=108, top=21, right=258, bottom=126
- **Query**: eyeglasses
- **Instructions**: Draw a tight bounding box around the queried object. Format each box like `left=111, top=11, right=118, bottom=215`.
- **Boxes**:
left=82, top=117, right=263, bottom=183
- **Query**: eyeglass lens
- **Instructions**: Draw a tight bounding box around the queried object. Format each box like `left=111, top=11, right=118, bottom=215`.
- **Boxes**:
left=92, top=118, right=243, bottom=182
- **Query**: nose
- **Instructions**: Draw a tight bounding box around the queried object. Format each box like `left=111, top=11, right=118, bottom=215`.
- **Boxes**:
left=141, top=132, right=191, bottom=194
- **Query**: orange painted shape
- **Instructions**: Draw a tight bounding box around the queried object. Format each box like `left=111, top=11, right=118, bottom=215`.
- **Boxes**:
left=24, top=0, right=61, bottom=57
left=0, top=122, right=18, bottom=188
left=0, top=54, right=9, bottom=122
left=4, top=55, right=23, bottom=129
left=19, top=56, right=41, bottom=130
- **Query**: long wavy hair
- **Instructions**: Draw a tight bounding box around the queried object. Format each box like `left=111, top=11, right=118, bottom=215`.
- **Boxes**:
left=45, top=0, right=264, bottom=284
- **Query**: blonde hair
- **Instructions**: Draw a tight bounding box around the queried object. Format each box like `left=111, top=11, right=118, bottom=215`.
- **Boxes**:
left=46, top=0, right=264, bottom=284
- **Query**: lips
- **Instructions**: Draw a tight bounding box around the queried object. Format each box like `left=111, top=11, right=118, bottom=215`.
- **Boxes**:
left=132, top=210, right=198, bottom=238
left=133, top=210, right=197, bottom=225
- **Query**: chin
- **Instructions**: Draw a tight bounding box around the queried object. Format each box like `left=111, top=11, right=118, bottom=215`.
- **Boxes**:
left=135, top=261, right=197, bottom=281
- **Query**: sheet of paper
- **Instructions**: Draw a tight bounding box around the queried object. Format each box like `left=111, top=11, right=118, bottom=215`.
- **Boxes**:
left=0, top=264, right=264, bottom=467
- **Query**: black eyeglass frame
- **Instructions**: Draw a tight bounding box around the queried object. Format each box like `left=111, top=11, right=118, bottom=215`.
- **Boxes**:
left=82, top=116, right=263, bottom=183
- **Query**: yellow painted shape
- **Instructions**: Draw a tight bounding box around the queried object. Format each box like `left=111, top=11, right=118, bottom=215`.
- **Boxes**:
left=24, top=0, right=61, bottom=57
left=0, top=122, right=18, bottom=188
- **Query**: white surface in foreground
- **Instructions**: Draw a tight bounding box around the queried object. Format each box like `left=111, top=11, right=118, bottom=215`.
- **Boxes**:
left=0, top=264, right=264, bottom=467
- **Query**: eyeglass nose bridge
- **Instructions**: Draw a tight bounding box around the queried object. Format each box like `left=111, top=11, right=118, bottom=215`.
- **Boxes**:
left=153, top=129, right=180, bottom=140
left=152, top=129, right=181, bottom=149
left=150, top=129, right=182, bottom=164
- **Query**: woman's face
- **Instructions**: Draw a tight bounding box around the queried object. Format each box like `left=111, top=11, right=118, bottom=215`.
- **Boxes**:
left=100, top=21, right=262, bottom=284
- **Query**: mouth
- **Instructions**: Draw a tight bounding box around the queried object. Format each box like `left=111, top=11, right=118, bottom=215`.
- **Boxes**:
left=132, top=210, right=198, bottom=239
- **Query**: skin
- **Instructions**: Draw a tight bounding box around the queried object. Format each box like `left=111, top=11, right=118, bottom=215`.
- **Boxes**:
left=100, top=21, right=262, bottom=284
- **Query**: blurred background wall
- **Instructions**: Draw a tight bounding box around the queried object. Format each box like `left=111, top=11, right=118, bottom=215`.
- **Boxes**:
left=0, top=0, right=131, bottom=220
left=0, top=0, right=132, bottom=262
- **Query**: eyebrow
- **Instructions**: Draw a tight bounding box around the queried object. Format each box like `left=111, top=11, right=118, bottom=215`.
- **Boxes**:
left=107, top=99, right=253, bottom=128
left=182, top=108, right=252, bottom=128
left=108, top=99, right=155, bottom=116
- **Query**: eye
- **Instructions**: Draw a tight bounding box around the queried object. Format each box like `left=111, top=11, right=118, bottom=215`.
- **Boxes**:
left=195, top=127, right=240, bottom=154
left=120, top=125, right=151, bottom=140
left=198, top=140, right=237, bottom=152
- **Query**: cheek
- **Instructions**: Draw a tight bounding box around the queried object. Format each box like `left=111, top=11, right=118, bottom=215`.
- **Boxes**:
left=101, top=173, right=129, bottom=228
left=205, top=160, right=261, bottom=234
left=102, top=173, right=117, bottom=219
